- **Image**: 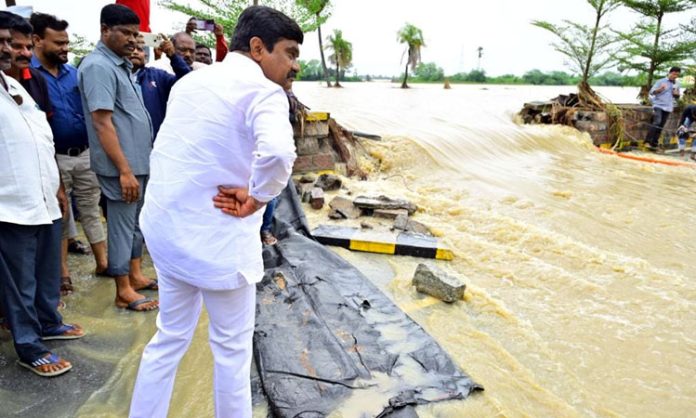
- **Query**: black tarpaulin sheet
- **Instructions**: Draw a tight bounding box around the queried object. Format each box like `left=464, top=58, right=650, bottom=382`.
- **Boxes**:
left=255, top=185, right=482, bottom=417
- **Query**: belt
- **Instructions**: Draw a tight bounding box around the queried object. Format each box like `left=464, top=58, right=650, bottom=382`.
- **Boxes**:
left=56, top=145, right=88, bottom=157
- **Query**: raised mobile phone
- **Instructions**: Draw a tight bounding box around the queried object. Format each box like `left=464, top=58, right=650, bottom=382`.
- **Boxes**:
left=195, top=19, right=215, bottom=32
left=141, top=33, right=163, bottom=48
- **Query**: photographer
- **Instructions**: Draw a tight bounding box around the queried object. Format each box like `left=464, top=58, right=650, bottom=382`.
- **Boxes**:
left=646, top=66, right=681, bottom=151
left=131, top=34, right=190, bottom=137
left=185, top=16, right=228, bottom=62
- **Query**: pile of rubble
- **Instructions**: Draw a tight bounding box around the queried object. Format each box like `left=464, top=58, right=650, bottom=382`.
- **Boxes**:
left=294, top=173, right=432, bottom=235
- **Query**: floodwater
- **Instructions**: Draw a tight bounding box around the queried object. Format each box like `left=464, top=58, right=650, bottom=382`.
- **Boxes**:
left=2, top=81, right=693, bottom=418
left=293, top=81, right=696, bottom=417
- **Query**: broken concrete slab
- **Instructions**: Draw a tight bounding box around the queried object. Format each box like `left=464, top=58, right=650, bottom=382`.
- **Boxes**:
left=328, top=209, right=345, bottom=220
left=373, top=208, right=408, bottom=220
left=310, top=188, right=325, bottom=209
left=393, top=214, right=432, bottom=236
left=328, top=196, right=361, bottom=219
left=412, top=263, right=466, bottom=303
left=298, top=183, right=314, bottom=203
left=354, top=195, right=417, bottom=215
left=314, top=173, right=342, bottom=191
left=311, top=225, right=453, bottom=260
left=393, top=213, right=408, bottom=231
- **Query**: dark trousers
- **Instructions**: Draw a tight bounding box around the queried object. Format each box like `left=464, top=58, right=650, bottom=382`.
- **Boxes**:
left=0, top=219, right=63, bottom=363
left=646, top=108, right=671, bottom=147
left=261, top=197, right=278, bottom=233
left=98, top=175, right=147, bottom=276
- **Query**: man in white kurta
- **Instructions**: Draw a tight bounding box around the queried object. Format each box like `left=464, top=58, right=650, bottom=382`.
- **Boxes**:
left=129, top=6, right=302, bottom=418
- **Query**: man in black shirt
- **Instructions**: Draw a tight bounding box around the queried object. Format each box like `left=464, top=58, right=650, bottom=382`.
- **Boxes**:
left=677, top=105, right=696, bottom=160
left=2, top=15, right=51, bottom=114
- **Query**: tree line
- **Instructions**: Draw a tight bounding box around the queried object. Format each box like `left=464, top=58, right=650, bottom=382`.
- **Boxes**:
left=152, top=0, right=696, bottom=93
left=390, top=64, right=647, bottom=86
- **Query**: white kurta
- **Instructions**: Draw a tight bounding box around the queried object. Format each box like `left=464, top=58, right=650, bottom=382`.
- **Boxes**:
left=0, top=72, right=61, bottom=225
left=140, top=52, right=296, bottom=290
left=131, top=51, right=296, bottom=418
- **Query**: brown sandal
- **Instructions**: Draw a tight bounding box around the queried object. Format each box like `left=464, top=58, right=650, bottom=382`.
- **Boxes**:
left=60, top=277, right=74, bottom=296
left=261, top=231, right=278, bottom=245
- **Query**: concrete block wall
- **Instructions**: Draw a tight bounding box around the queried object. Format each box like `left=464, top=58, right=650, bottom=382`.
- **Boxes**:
left=292, top=112, right=337, bottom=173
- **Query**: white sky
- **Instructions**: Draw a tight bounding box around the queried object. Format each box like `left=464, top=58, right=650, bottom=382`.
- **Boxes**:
left=6, top=0, right=695, bottom=76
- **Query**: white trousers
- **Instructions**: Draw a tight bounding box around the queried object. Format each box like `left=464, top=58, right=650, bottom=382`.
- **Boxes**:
left=129, top=274, right=256, bottom=418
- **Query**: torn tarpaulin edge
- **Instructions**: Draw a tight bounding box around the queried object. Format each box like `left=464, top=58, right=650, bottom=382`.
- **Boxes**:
left=254, top=184, right=483, bottom=417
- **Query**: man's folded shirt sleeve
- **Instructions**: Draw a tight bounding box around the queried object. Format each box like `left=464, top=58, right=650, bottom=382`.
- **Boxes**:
left=247, top=89, right=297, bottom=203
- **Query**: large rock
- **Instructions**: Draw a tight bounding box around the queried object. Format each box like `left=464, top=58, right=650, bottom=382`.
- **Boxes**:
left=373, top=208, right=408, bottom=220
left=310, top=187, right=325, bottom=210
left=314, top=173, right=342, bottom=191
left=393, top=214, right=432, bottom=236
left=412, top=264, right=466, bottom=303
left=328, top=196, right=361, bottom=219
left=299, top=173, right=317, bottom=184
left=353, top=195, right=417, bottom=215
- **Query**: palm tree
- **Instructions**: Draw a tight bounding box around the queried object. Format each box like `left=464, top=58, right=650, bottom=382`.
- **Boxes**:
left=397, top=23, right=425, bottom=88
left=296, top=0, right=332, bottom=87
left=326, top=29, right=352, bottom=87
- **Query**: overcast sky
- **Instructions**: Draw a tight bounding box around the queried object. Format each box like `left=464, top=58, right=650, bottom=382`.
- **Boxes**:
left=6, top=0, right=695, bottom=76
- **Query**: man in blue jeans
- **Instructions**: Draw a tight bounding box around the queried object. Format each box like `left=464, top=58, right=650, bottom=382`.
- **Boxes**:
left=646, top=66, right=681, bottom=150
left=0, top=11, right=84, bottom=378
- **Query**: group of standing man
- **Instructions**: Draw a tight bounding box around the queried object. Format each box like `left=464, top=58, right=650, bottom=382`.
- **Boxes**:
left=2, top=4, right=302, bottom=417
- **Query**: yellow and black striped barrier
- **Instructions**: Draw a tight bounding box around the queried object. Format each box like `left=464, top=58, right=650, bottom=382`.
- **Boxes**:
left=311, top=225, right=454, bottom=260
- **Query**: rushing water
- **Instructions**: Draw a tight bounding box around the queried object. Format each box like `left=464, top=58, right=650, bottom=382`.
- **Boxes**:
left=4, top=82, right=693, bottom=418
left=293, top=81, right=696, bottom=417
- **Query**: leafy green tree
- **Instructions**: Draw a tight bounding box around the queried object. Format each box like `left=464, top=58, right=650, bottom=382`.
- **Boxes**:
left=614, top=0, right=696, bottom=99
left=297, top=59, right=323, bottom=80
left=522, top=69, right=579, bottom=85
left=160, top=0, right=319, bottom=48
left=325, top=29, right=352, bottom=87
left=465, top=69, right=487, bottom=83
left=414, top=62, right=444, bottom=81
left=70, top=33, right=95, bottom=66
left=679, top=16, right=696, bottom=85
left=296, top=0, right=332, bottom=87
left=488, top=74, right=522, bottom=84
left=532, top=0, right=620, bottom=84
left=397, top=23, right=425, bottom=88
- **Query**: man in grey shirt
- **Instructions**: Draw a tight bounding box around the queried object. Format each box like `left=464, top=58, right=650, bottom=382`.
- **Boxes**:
left=78, top=4, right=157, bottom=312
left=646, top=66, right=681, bottom=150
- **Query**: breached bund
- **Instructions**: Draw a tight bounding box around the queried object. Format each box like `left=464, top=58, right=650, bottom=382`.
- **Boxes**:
left=519, top=94, right=687, bottom=151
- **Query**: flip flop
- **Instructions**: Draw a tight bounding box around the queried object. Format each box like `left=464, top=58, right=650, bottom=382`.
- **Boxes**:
left=17, top=353, right=72, bottom=377
left=42, top=323, right=85, bottom=341
left=68, top=239, right=91, bottom=255
left=123, top=297, right=158, bottom=312
left=95, top=269, right=113, bottom=278
left=138, top=279, right=158, bottom=291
